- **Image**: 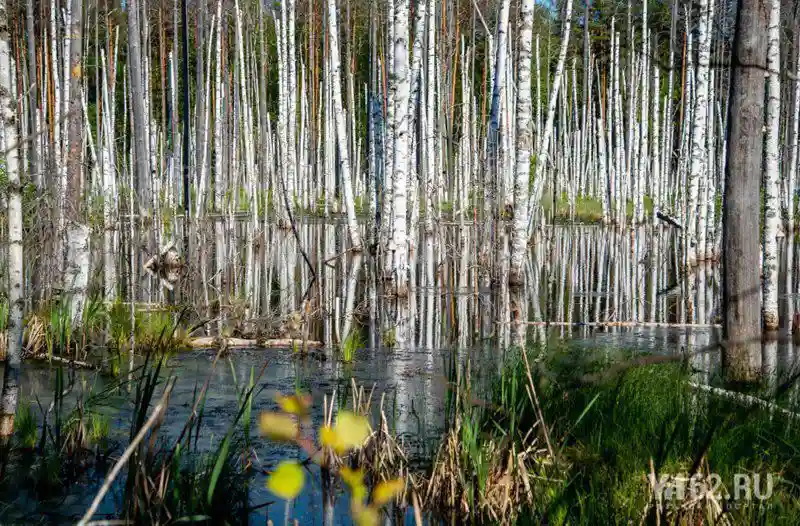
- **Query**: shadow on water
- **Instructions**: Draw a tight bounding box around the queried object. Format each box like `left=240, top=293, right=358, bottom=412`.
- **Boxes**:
left=3, top=224, right=800, bottom=523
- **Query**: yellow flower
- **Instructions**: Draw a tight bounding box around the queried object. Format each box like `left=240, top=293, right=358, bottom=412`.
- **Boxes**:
left=259, top=412, right=299, bottom=441
left=340, top=466, right=365, bottom=488
left=266, top=461, right=305, bottom=500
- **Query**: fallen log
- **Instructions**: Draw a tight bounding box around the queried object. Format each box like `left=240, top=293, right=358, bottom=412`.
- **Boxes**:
left=259, top=338, right=324, bottom=349
left=188, top=337, right=257, bottom=348
left=27, top=353, right=97, bottom=370
left=187, top=337, right=324, bottom=350
left=689, top=382, right=800, bottom=421
left=502, top=321, right=721, bottom=329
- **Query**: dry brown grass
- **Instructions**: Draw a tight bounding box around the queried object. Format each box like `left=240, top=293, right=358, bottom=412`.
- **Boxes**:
left=337, top=375, right=552, bottom=524
left=642, top=457, right=731, bottom=526
left=422, top=415, right=547, bottom=524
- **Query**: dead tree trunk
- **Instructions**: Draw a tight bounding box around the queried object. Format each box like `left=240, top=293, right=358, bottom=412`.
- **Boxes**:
left=722, top=0, right=768, bottom=383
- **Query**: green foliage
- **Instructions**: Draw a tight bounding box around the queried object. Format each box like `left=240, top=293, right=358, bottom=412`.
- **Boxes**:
left=0, top=298, right=8, bottom=333
left=14, top=402, right=37, bottom=450
left=44, top=300, right=73, bottom=358
left=340, top=327, right=365, bottom=363
left=381, top=328, right=396, bottom=348
left=490, top=345, right=800, bottom=525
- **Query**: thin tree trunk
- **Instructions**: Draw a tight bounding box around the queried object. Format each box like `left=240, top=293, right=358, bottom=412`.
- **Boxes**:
left=65, top=0, right=88, bottom=327
left=326, top=0, right=362, bottom=249
left=528, top=0, right=573, bottom=230
left=387, top=0, right=411, bottom=294
left=763, top=0, right=781, bottom=330
left=789, top=45, right=800, bottom=234
left=687, top=0, right=712, bottom=266
left=509, top=0, right=534, bottom=284
left=24, top=0, right=37, bottom=185
left=128, top=0, right=148, bottom=234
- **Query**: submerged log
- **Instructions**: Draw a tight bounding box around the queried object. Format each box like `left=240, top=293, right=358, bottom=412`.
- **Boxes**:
left=187, top=337, right=324, bottom=350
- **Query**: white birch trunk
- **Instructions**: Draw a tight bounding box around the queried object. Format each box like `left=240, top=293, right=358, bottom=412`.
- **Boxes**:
left=423, top=0, right=435, bottom=235
left=65, top=224, right=90, bottom=327
left=213, top=0, right=225, bottom=298
left=386, top=0, right=411, bottom=294
left=0, top=0, right=22, bottom=440
left=762, top=0, right=781, bottom=330
left=528, top=0, right=573, bottom=227
left=789, top=47, right=800, bottom=235
left=687, top=0, right=712, bottom=265
left=101, top=49, right=117, bottom=302
left=326, top=0, right=362, bottom=249
left=509, top=0, right=535, bottom=284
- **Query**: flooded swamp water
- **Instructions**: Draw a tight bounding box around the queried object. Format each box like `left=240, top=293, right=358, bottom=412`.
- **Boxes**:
left=4, top=223, right=800, bottom=524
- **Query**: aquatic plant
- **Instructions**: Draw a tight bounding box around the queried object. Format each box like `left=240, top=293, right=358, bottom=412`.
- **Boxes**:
left=423, top=354, right=548, bottom=524
left=340, top=328, right=365, bottom=363
left=382, top=328, right=397, bottom=348
left=13, top=402, right=36, bottom=450
left=106, top=347, right=260, bottom=524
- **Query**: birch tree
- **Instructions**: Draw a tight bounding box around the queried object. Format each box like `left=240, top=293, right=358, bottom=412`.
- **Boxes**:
left=386, top=0, right=411, bottom=294
left=64, top=0, right=89, bottom=327
left=788, top=46, right=800, bottom=234
left=687, top=0, right=712, bottom=266
left=327, top=0, right=362, bottom=250
left=762, top=0, right=781, bottom=330
left=509, top=0, right=535, bottom=285
left=0, top=0, right=22, bottom=443
left=128, top=0, right=149, bottom=226
left=24, top=0, right=37, bottom=185
left=487, top=0, right=511, bottom=215
left=528, top=0, right=573, bottom=227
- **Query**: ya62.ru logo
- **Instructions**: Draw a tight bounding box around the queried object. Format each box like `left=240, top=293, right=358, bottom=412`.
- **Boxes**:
left=648, top=472, right=774, bottom=502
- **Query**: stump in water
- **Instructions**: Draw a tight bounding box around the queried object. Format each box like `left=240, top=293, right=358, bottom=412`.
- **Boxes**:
left=143, top=242, right=182, bottom=290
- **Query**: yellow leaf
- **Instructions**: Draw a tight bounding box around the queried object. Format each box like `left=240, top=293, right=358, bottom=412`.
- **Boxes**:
left=353, top=506, right=379, bottom=526
left=259, top=412, right=298, bottom=441
left=334, top=411, right=370, bottom=451
left=71, top=64, right=81, bottom=78
left=276, top=392, right=311, bottom=417
left=319, top=425, right=342, bottom=452
left=372, top=478, right=404, bottom=506
left=266, top=461, right=305, bottom=500
left=340, top=467, right=367, bottom=505
left=340, top=466, right=365, bottom=488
